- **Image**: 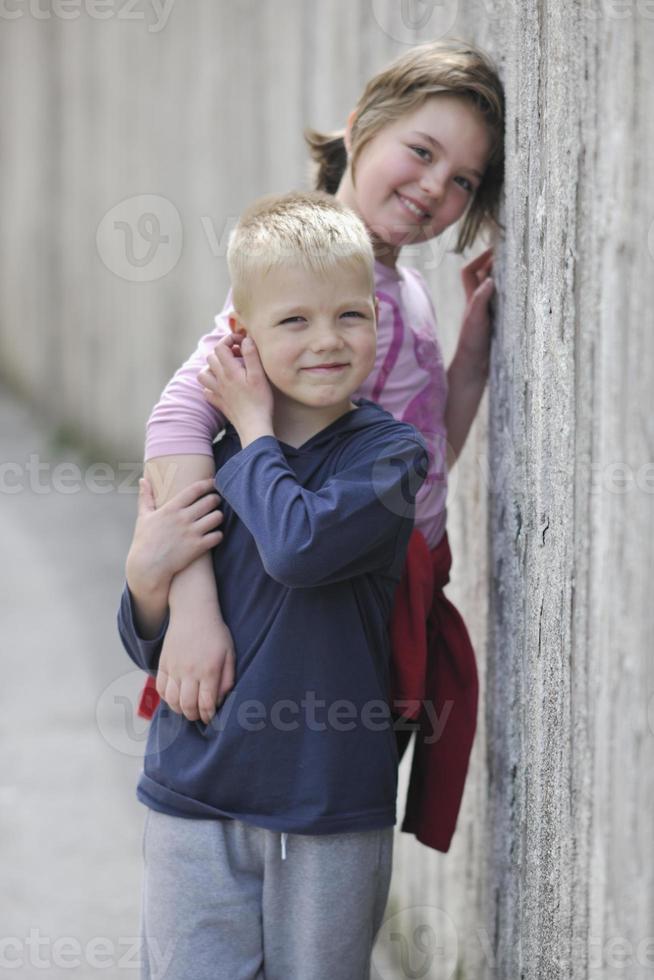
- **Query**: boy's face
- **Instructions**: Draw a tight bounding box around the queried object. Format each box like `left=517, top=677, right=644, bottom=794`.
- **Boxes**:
left=231, top=261, right=377, bottom=412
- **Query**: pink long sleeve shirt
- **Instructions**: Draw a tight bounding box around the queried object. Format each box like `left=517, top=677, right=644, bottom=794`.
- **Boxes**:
left=145, top=259, right=449, bottom=549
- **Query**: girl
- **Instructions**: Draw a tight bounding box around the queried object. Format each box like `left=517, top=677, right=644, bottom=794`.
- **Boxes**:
left=129, top=37, right=504, bottom=853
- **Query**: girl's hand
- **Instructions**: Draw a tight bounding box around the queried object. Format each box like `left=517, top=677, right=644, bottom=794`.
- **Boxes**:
left=156, top=610, right=236, bottom=725
left=197, top=333, right=275, bottom=447
left=125, top=477, right=223, bottom=598
left=458, top=246, right=495, bottom=371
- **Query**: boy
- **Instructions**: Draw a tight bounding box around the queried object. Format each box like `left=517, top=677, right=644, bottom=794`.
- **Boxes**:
left=118, top=191, right=428, bottom=980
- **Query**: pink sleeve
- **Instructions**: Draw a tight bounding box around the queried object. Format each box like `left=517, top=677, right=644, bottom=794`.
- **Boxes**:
left=144, top=291, right=235, bottom=460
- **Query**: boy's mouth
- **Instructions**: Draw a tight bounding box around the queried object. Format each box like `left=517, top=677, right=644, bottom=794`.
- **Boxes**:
left=301, top=363, right=348, bottom=373
left=396, top=192, right=431, bottom=221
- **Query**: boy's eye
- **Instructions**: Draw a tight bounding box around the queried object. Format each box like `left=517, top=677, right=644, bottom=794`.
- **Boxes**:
left=279, top=316, right=305, bottom=325
left=341, top=311, right=365, bottom=319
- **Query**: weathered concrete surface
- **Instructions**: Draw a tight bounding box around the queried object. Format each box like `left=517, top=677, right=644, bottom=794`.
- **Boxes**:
left=485, top=3, right=654, bottom=979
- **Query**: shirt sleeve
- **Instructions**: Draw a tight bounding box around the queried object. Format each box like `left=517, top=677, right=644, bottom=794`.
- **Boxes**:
left=214, top=429, right=429, bottom=589
left=116, top=583, right=170, bottom=674
left=144, top=290, right=234, bottom=460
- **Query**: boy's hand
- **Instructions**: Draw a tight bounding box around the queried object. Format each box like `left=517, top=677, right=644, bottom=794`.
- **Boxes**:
left=197, top=332, right=275, bottom=448
left=125, top=477, right=224, bottom=597
left=457, top=246, right=495, bottom=373
left=156, top=607, right=236, bottom=724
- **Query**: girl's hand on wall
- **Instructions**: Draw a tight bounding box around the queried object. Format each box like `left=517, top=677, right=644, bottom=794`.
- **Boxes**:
left=198, top=333, right=275, bottom=448
left=125, top=477, right=223, bottom=597
left=457, top=246, right=495, bottom=375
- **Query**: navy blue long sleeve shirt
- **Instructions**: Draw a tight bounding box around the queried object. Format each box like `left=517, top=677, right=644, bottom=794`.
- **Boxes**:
left=118, top=398, right=428, bottom=835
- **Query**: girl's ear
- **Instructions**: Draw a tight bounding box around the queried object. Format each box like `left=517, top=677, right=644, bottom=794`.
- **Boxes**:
left=344, top=109, right=357, bottom=154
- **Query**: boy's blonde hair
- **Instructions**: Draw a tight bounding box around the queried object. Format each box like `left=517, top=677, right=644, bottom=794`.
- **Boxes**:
left=305, top=38, right=505, bottom=253
left=227, top=190, right=375, bottom=315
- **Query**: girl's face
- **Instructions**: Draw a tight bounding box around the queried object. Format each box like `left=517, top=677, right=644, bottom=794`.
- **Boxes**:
left=338, top=94, right=492, bottom=265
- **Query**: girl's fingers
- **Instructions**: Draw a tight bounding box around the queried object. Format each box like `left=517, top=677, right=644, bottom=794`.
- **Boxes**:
left=156, top=668, right=174, bottom=706
left=179, top=677, right=201, bottom=722
left=463, top=246, right=493, bottom=273
left=169, top=479, right=219, bottom=510
left=216, top=652, right=236, bottom=708
left=198, top=367, right=218, bottom=392
left=196, top=529, right=224, bottom=551
left=185, top=490, right=221, bottom=521
left=195, top=511, right=223, bottom=535
left=198, top=679, right=218, bottom=725
left=462, top=253, right=494, bottom=298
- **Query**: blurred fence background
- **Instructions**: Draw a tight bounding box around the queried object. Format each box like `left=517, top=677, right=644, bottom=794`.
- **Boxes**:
left=1, top=1, right=653, bottom=977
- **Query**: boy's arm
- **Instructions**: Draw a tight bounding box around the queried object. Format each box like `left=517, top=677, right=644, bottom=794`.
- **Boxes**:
left=444, top=247, right=495, bottom=466
left=216, top=430, right=428, bottom=588
left=117, top=583, right=170, bottom=675
left=200, top=331, right=428, bottom=588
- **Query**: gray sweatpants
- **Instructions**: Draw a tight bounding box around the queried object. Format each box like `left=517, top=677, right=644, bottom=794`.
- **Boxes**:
left=139, top=808, right=394, bottom=980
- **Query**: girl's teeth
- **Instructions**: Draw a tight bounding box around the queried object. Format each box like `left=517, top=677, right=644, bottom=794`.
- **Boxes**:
left=400, top=196, right=425, bottom=218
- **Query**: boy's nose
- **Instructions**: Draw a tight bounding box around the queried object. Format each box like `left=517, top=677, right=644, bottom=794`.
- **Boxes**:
left=310, top=326, right=346, bottom=351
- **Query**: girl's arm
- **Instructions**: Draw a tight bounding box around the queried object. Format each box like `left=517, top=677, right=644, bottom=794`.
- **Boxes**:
left=143, top=295, right=237, bottom=725
left=445, top=247, right=495, bottom=465
left=122, top=477, right=223, bottom=650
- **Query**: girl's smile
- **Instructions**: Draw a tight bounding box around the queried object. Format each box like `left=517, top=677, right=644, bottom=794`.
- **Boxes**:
left=337, top=94, right=492, bottom=266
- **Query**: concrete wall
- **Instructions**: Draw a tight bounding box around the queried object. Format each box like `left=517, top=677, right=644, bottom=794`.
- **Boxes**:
left=485, top=4, right=654, bottom=979
left=1, top=2, right=652, bottom=978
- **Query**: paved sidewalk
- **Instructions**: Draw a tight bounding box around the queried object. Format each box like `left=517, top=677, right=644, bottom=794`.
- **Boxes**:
left=0, top=385, right=148, bottom=978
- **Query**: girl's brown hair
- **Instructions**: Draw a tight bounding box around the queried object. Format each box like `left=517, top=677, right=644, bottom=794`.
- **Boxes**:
left=305, top=38, right=504, bottom=253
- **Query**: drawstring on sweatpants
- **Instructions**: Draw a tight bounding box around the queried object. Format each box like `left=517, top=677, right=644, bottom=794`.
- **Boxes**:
left=280, top=833, right=288, bottom=861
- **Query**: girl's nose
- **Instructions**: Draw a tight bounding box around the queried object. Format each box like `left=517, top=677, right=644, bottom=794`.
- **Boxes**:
left=420, top=166, right=446, bottom=201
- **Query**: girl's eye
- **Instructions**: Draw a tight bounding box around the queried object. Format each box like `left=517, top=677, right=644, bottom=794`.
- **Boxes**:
left=341, top=311, right=365, bottom=319
left=279, top=316, right=305, bottom=325
left=454, top=176, right=475, bottom=194
left=410, top=145, right=431, bottom=161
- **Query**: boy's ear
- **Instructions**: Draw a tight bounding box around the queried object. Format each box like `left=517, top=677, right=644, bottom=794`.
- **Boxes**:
left=228, top=313, right=247, bottom=335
